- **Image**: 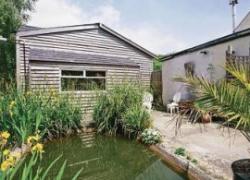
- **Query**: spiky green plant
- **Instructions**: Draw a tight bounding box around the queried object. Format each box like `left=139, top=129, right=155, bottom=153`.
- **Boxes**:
left=174, top=62, right=250, bottom=130
left=93, top=83, right=149, bottom=137
left=0, top=85, right=82, bottom=145
left=122, top=105, right=151, bottom=138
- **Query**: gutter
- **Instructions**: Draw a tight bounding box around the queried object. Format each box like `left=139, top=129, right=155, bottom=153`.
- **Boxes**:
left=162, top=28, right=250, bottom=61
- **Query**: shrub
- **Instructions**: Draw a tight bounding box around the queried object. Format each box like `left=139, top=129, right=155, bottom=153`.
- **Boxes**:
left=140, top=128, right=161, bottom=145
left=93, top=84, right=148, bottom=137
left=174, top=147, right=186, bottom=157
left=0, top=88, right=82, bottom=144
left=122, top=106, right=151, bottom=138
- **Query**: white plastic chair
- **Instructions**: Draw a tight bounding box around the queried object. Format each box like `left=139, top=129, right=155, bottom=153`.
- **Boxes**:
left=167, top=92, right=181, bottom=115
left=143, top=92, right=153, bottom=112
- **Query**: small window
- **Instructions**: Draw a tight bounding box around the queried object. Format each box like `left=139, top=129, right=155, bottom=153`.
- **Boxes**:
left=61, top=70, right=106, bottom=91
left=62, top=70, right=83, bottom=77
left=86, top=71, right=106, bottom=77
left=184, top=62, right=195, bottom=77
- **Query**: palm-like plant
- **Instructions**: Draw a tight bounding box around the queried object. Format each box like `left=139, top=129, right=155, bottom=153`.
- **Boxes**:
left=174, top=62, right=250, bottom=130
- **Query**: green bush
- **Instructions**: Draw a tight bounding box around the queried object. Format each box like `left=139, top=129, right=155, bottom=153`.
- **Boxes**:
left=0, top=88, right=82, bottom=144
left=140, top=128, right=161, bottom=145
left=122, top=106, right=151, bottom=138
left=93, top=84, right=149, bottom=137
left=174, top=147, right=186, bottom=157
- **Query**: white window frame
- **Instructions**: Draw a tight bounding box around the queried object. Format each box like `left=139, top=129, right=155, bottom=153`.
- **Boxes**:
left=60, top=69, right=106, bottom=92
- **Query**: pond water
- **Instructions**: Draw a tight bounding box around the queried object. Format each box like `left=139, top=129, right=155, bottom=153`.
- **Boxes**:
left=39, top=133, right=185, bottom=180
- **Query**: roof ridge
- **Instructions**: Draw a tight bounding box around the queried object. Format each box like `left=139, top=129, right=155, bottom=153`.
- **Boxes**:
left=17, top=23, right=155, bottom=58
left=235, top=11, right=250, bottom=32
left=162, top=27, right=250, bottom=61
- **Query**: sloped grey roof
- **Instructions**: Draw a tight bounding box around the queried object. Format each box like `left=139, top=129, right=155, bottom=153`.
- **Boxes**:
left=235, top=11, right=250, bottom=32
left=162, top=27, right=250, bottom=61
left=29, top=48, right=139, bottom=67
left=17, top=23, right=155, bottom=58
left=18, top=25, right=42, bottom=32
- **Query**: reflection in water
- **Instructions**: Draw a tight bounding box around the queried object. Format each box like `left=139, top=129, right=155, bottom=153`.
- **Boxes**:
left=38, top=133, right=185, bottom=180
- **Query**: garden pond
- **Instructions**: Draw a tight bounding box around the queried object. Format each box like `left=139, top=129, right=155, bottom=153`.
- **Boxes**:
left=36, top=133, right=185, bottom=180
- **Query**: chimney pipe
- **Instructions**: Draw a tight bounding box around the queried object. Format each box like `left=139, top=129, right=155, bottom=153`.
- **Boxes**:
left=229, top=0, right=238, bottom=32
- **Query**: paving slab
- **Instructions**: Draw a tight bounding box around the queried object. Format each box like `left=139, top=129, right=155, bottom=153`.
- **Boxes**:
left=152, top=110, right=250, bottom=179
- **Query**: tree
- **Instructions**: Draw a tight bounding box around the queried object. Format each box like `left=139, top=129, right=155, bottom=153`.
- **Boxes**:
left=153, top=56, right=163, bottom=71
left=0, top=0, right=37, bottom=80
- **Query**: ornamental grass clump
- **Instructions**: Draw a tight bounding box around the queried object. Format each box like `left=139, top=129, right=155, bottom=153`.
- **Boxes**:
left=122, top=106, right=151, bottom=138
left=93, top=84, right=151, bottom=138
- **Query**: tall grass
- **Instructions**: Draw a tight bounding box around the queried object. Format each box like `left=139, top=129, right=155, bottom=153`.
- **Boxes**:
left=6, top=153, right=82, bottom=180
left=93, top=84, right=151, bottom=138
left=0, top=85, right=82, bottom=145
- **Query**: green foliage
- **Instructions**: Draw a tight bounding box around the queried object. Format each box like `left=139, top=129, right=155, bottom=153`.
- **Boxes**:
left=191, top=159, right=198, bottom=165
left=174, top=62, right=250, bottom=130
left=93, top=84, right=150, bottom=138
left=174, top=147, right=198, bottom=165
left=153, top=56, right=163, bottom=71
left=174, top=147, right=186, bottom=157
left=122, top=106, right=151, bottom=138
left=0, top=87, right=82, bottom=144
left=0, top=0, right=37, bottom=80
left=0, top=153, right=82, bottom=180
left=140, top=128, right=161, bottom=145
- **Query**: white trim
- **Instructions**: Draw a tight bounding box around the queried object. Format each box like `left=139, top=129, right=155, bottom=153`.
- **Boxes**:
left=60, top=69, right=107, bottom=92
left=17, top=24, right=99, bottom=37
left=16, top=36, right=21, bottom=89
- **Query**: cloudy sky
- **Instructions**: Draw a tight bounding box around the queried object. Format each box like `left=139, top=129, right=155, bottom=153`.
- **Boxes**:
left=28, top=0, right=250, bottom=54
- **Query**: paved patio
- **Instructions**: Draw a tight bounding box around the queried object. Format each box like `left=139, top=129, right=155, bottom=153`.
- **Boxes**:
left=152, top=110, right=250, bottom=179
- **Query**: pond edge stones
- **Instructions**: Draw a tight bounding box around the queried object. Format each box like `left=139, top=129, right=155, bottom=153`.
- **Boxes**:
left=149, top=144, right=219, bottom=180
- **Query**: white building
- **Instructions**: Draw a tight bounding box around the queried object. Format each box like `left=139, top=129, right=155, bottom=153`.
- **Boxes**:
left=162, top=12, right=250, bottom=105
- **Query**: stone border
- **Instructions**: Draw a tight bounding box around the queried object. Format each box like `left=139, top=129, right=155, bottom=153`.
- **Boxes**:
left=149, top=144, right=214, bottom=180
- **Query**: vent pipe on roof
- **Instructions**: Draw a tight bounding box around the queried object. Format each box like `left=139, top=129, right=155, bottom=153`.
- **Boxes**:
left=229, top=0, right=238, bottom=33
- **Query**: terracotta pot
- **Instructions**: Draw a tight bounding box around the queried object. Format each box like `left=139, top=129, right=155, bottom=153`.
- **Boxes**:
left=201, top=113, right=211, bottom=123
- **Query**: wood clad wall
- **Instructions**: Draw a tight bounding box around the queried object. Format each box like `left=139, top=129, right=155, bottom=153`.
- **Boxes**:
left=16, top=27, right=153, bottom=112
left=29, top=62, right=140, bottom=112
left=17, top=28, right=153, bottom=89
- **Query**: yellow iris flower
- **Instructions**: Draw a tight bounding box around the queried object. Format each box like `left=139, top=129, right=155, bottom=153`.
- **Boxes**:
left=6, top=156, right=15, bottom=165
left=31, top=143, right=44, bottom=153
left=1, top=131, right=10, bottom=139
left=0, top=156, right=16, bottom=172
left=27, top=134, right=40, bottom=145
left=1, top=160, right=11, bottom=171
left=9, top=101, right=16, bottom=109
left=3, top=149, right=10, bottom=156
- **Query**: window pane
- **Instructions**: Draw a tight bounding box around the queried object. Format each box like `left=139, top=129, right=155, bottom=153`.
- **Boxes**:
left=61, top=78, right=105, bottom=91
left=86, top=71, right=105, bottom=77
left=62, top=70, right=83, bottom=76
left=184, top=62, right=195, bottom=77
left=87, top=79, right=106, bottom=90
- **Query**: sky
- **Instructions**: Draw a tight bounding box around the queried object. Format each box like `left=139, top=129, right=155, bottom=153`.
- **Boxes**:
left=28, top=0, right=250, bottom=55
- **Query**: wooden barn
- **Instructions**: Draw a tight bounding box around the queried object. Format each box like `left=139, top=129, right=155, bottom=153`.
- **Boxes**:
left=16, top=23, right=155, bottom=111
